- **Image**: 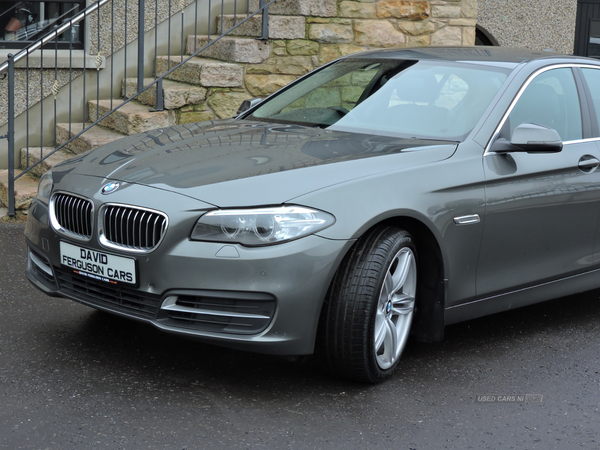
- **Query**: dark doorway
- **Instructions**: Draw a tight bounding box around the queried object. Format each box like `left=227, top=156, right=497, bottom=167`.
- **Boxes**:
left=575, top=0, right=600, bottom=56
left=475, top=25, right=499, bottom=46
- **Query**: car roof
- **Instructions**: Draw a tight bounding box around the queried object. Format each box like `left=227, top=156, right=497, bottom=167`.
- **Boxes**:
left=347, top=46, right=580, bottom=65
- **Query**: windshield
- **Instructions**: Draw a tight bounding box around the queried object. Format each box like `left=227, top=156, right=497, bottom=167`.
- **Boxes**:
left=247, top=58, right=509, bottom=140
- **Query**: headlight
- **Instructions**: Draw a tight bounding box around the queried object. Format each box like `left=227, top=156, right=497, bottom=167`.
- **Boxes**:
left=37, top=172, right=53, bottom=204
left=191, top=206, right=336, bottom=246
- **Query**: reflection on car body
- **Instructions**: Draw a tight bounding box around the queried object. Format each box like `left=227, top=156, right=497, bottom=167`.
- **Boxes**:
left=24, top=47, right=600, bottom=382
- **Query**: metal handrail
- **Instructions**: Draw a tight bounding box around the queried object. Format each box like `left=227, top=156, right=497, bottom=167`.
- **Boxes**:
left=1, top=0, right=273, bottom=216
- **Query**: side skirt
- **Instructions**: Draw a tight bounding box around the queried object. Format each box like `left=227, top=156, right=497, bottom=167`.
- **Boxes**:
left=445, top=268, right=600, bottom=325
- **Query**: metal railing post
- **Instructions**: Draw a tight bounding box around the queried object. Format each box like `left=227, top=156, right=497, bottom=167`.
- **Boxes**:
left=137, top=0, right=145, bottom=93
left=7, top=53, right=15, bottom=217
left=155, top=78, right=164, bottom=111
left=260, top=0, right=268, bottom=40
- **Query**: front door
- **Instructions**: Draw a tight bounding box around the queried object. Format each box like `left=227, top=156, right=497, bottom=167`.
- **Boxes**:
left=477, top=67, right=600, bottom=297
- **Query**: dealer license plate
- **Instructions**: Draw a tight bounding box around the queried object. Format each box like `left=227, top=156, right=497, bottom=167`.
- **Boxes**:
left=60, top=241, right=137, bottom=285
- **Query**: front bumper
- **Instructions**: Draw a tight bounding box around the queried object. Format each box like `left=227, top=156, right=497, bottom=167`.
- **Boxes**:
left=25, top=198, right=353, bottom=355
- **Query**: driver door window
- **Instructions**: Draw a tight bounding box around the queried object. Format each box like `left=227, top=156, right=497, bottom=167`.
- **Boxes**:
left=507, top=68, right=582, bottom=142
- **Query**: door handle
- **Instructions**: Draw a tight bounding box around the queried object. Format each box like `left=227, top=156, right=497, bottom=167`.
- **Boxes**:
left=578, top=155, right=600, bottom=173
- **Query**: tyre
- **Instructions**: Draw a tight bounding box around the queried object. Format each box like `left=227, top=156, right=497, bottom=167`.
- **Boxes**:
left=320, top=226, right=417, bottom=383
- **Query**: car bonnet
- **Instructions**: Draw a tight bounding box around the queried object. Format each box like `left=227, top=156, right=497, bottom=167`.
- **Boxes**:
left=56, top=120, right=458, bottom=206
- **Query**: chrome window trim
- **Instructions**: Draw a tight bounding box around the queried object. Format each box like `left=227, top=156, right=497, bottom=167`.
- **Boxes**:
left=562, top=137, right=600, bottom=145
left=484, top=63, right=600, bottom=155
left=49, top=191, right=94, bottom=242
left=97, top=203, right=169, bottom=254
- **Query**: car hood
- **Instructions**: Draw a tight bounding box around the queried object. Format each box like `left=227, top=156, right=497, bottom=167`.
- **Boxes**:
left=58, top=120, right=458, bottom=207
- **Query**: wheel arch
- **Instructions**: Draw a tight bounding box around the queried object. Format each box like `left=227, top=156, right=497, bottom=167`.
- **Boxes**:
left=380, top=216, right=446, bottom=342
left=318, top=214, right=446, bottom=348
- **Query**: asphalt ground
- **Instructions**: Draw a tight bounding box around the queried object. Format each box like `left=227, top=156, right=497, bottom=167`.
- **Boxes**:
left=1, top=222, right=599, bottom=449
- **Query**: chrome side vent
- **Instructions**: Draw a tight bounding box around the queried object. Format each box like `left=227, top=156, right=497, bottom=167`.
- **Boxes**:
left=157, top=291, right=277, bottom=335
left=50, top=193, right=94, bottom=240
left=99, top=204, right=168, bottom=252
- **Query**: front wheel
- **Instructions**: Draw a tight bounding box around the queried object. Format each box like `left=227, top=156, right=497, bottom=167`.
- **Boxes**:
left=320, top=226, right=417, bottom=383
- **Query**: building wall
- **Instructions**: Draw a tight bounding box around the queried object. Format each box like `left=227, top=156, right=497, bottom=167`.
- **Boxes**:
left=199, top=0, right=479, bottom=120
left=477, top=0, right=577, bottom=54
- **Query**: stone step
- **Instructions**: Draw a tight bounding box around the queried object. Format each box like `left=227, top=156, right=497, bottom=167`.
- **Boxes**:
left=20, top=147, right=75, bottom=179
left=88, top=100, right=175, bottom=135
left=248, top=0, right=336, bottom=17
left=0, top=169, right=39, bottom=211
left=217, top=14, right=305, bottom=39
left=186, top=36, right=271, bottom=64
left=56, top=122, right=126, bottom=154
left=156, top=56, right=244, bottom=88
left=122, top=78, right=207, bottom=110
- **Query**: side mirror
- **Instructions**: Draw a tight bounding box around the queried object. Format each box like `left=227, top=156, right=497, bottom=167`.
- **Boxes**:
left=491, top=123, right=563, bottom=154
left=236, top=97, right=263, bottom=116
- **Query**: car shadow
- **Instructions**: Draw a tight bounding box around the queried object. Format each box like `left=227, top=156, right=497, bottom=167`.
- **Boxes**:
left=42, top=288, right=600, bottom=392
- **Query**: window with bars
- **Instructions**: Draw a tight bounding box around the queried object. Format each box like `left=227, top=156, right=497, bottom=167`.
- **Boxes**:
left=0, top=0, right=84, bottom=49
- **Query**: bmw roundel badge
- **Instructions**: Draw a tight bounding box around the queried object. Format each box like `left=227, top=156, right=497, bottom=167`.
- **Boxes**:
left=101, top=182, right=120, bottom=195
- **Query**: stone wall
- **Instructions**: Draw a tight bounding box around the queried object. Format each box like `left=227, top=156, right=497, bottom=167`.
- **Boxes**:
left=477, top=0, right=577, bottom=54
left=261, top=0, right=478, bottom=66
left=186, top=0, right=478, bottom=121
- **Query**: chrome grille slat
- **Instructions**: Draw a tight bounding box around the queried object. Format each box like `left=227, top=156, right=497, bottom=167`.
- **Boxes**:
left=75, top=198, right=82, bottom=235
left=50, top=193, right=94, bottom=240
left=61, top=196, right=66, bottom=228
left=70, top=197, right=76, bottom=234
left=58, top=195, right=64, bottom=228
left=71, top=198, right=78, bottom=234
left=132, top=210, right=140, bottom=247
left=144, top=211, right=150, bottom=249
left=152, top=214, right=160, bottom=246
left=83, top=200, right=89, bottom=236
left=120, top=207, right=126, bottom=245
left=78, top=198, right=85, bottom=236
left=109, top=207, right=117, bottom=243
left=69, top=196, right=76, bottom=233
left=126, top=209, right=134, bottom=247
left=99, top=204, right=167, bottom=252
left=66, top=195, right=73, bottom=232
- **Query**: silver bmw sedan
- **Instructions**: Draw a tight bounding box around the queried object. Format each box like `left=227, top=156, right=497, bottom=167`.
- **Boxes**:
left=25, top=47, right=600, bottom=382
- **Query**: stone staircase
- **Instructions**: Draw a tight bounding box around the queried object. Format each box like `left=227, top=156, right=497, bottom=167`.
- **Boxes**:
left=0, top=0, right=336, bottom=213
